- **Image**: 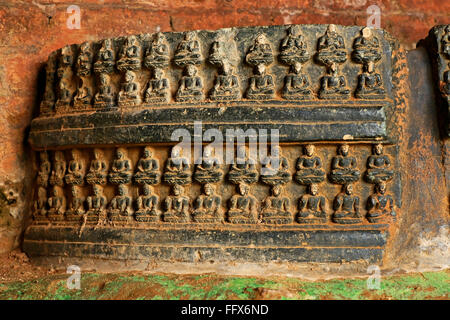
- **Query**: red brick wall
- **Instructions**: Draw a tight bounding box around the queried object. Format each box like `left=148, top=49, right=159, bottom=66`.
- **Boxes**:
left=0, top=0, right=448, bottom=252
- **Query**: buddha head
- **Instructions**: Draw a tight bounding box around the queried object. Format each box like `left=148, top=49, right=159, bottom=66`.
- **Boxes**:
left=204, top=183, right=214, bottom=196
left=373, top=143, right=383, bottom=155
left=361, top=27, right=372, bottom=38
left=71, top=149, right=81, bottom=161
left=103, top=39, right=113, bottom=50
left=116, top=147, right=127, bottom=159
left=327, top=24, right=337, bottom=34
left=305, top=144, right=315, bottom=157
left=256, top=63, right=266, bottom=75
left=99, top=73, right=110, bottom=86
left=377, top=182, right=386, bottom=195
left=153, top=68, right=164, bottom=79
left=271, top=145, right=281, bottom=157
left=40, top=151, right=49, bottom=163
left=292, top=62, right=302, bottom=74
left=339, top=144, right=349, bottom=157
left=143, top=146, right=153, bottom=158
left=309, top=183, right=318, bottom=196
left=288, top=25, right=301, bottom=37
left=272, top=185, right=282, bottom=197
left=222, top=61, right=231, bottom=75
left=118, top=184, right=127, bottom=196
left=54, top=151, right=65, bottom=162
left=185, top=65, right=197, bottom=77
left=93, top=148, right=103, bottom=160
left=344, top=183, right=353, bottom=195
left=71, top=186, right=79, bottom=197
left=238, top=183, right=249, bottom=196
left=173, top=185, right=183, bottom=196
left=93, top=185, right=103, bottom=196
left=255, top=33, right=268, bottom=45
left=124, top=70, right=136, bottom=83
left=142, top=184, right=152, bottom=196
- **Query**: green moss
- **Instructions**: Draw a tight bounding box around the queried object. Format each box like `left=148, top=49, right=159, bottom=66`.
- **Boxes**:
left=0, top=270, right=448, bottom=300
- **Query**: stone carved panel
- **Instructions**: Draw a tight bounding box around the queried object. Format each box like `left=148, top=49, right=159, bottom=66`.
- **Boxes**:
left=426, top=24, right=450, bottom=136
left=25, top=24, right=403, bottom=265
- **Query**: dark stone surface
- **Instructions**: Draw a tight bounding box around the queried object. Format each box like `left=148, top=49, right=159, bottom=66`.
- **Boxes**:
left=23, top=224, right=388, bottom=263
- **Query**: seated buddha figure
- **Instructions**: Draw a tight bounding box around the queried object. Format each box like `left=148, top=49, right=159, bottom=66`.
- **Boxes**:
left=57, top=45, right=74, bottom=79
left=194, top=146, right=223, bottom=184
left=47, top=186, right=66, bottom=221
left=329, top=144, right=361, bottom=184
left=355, top=61, right=385, bottom=99
left=208, top=40, right=224, bottom=66
left=56, top=78, right=72, bottom=108
left=33, top=187, right=47, bottom=220
left=73, top=78, right=92, bottom=108
left=245, top=34, right=273, bottom=66
left=37, top=151, right=51, bottom=188
left=228, top=146, right=259, bottom=185
left=352, top=27, right=382, bottom=65
left=316, top=24, right=347, bottom=66
left=134, top=146, right=160, bottom=185
left=163, top=185, right=190, bottom=223
left=444, top=66, right=450, bottom=95
left=365, top=144, right=394, bottom=184
left=318, top=63, right=350, bottom=99
left=366, top=182, right=394, bottom=223
left=118, top=70, right=141, bottom=107
left=86, top=185, right=107, bottom=223
left=261, top=185, right=292, bottom=224
left=173, top=31, right=202, bottom=67
left=441, top=25, right=450, bottom=59
left=49, top=151, right=66, bottom=186
left=163, top=146, right=192, bottom=185
left=86, top=148, right=108, bottom=185
left=64, top=149, right=84, bottom=185
left=108, top=184, right=133, bottom=222
left=295, top=144, right=325, bottom=185
left=117, top=35, right=141, bottom=72
left=144, top=32, right=170, bottom=69
left=246, top=64, right=275, bottom=100
left=297, top=184, right=327, bottom=224
left=76, top=42, right=93, bottom=77
left=94, top=74, right=115, bottom=108
left=209, top=62, right=240, bottom=101
left=227, top=183, right=258, bottom=224
left=175, top=65, right=203, bottom=102
left=135, top=184, right=161, bottom=222
left=192, top=183, right=223, bottom=223
left=144, top=68, right=169, bottom=103
left=109, top=148, right=133, bottom=184
left=279, top=25, right=309, bottom=65
left=282, top=62, right=311, bottom=100
left=66, top=186, right=85, bottom=221
left=260, top=145, right=291, bottom=186
left=332, top=184, right=362, bottom=224
left=94, top=39, right=115, bottom=74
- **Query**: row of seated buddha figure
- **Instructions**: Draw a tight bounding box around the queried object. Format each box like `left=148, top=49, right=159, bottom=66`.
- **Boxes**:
left=37, top=143, right=393, bottom=190
left=85, top=147, right=160, bottom=186
left=163, top=184, right=220, bottom=223
left=54, top=26, right=388, bottom=110
left=70, top=26, right=382, bottom=78
left=75, top=60, right=383, bottom=109
left=441, top=27, right=450, bottom=97
left=34, top=179, right=394, bottom=225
